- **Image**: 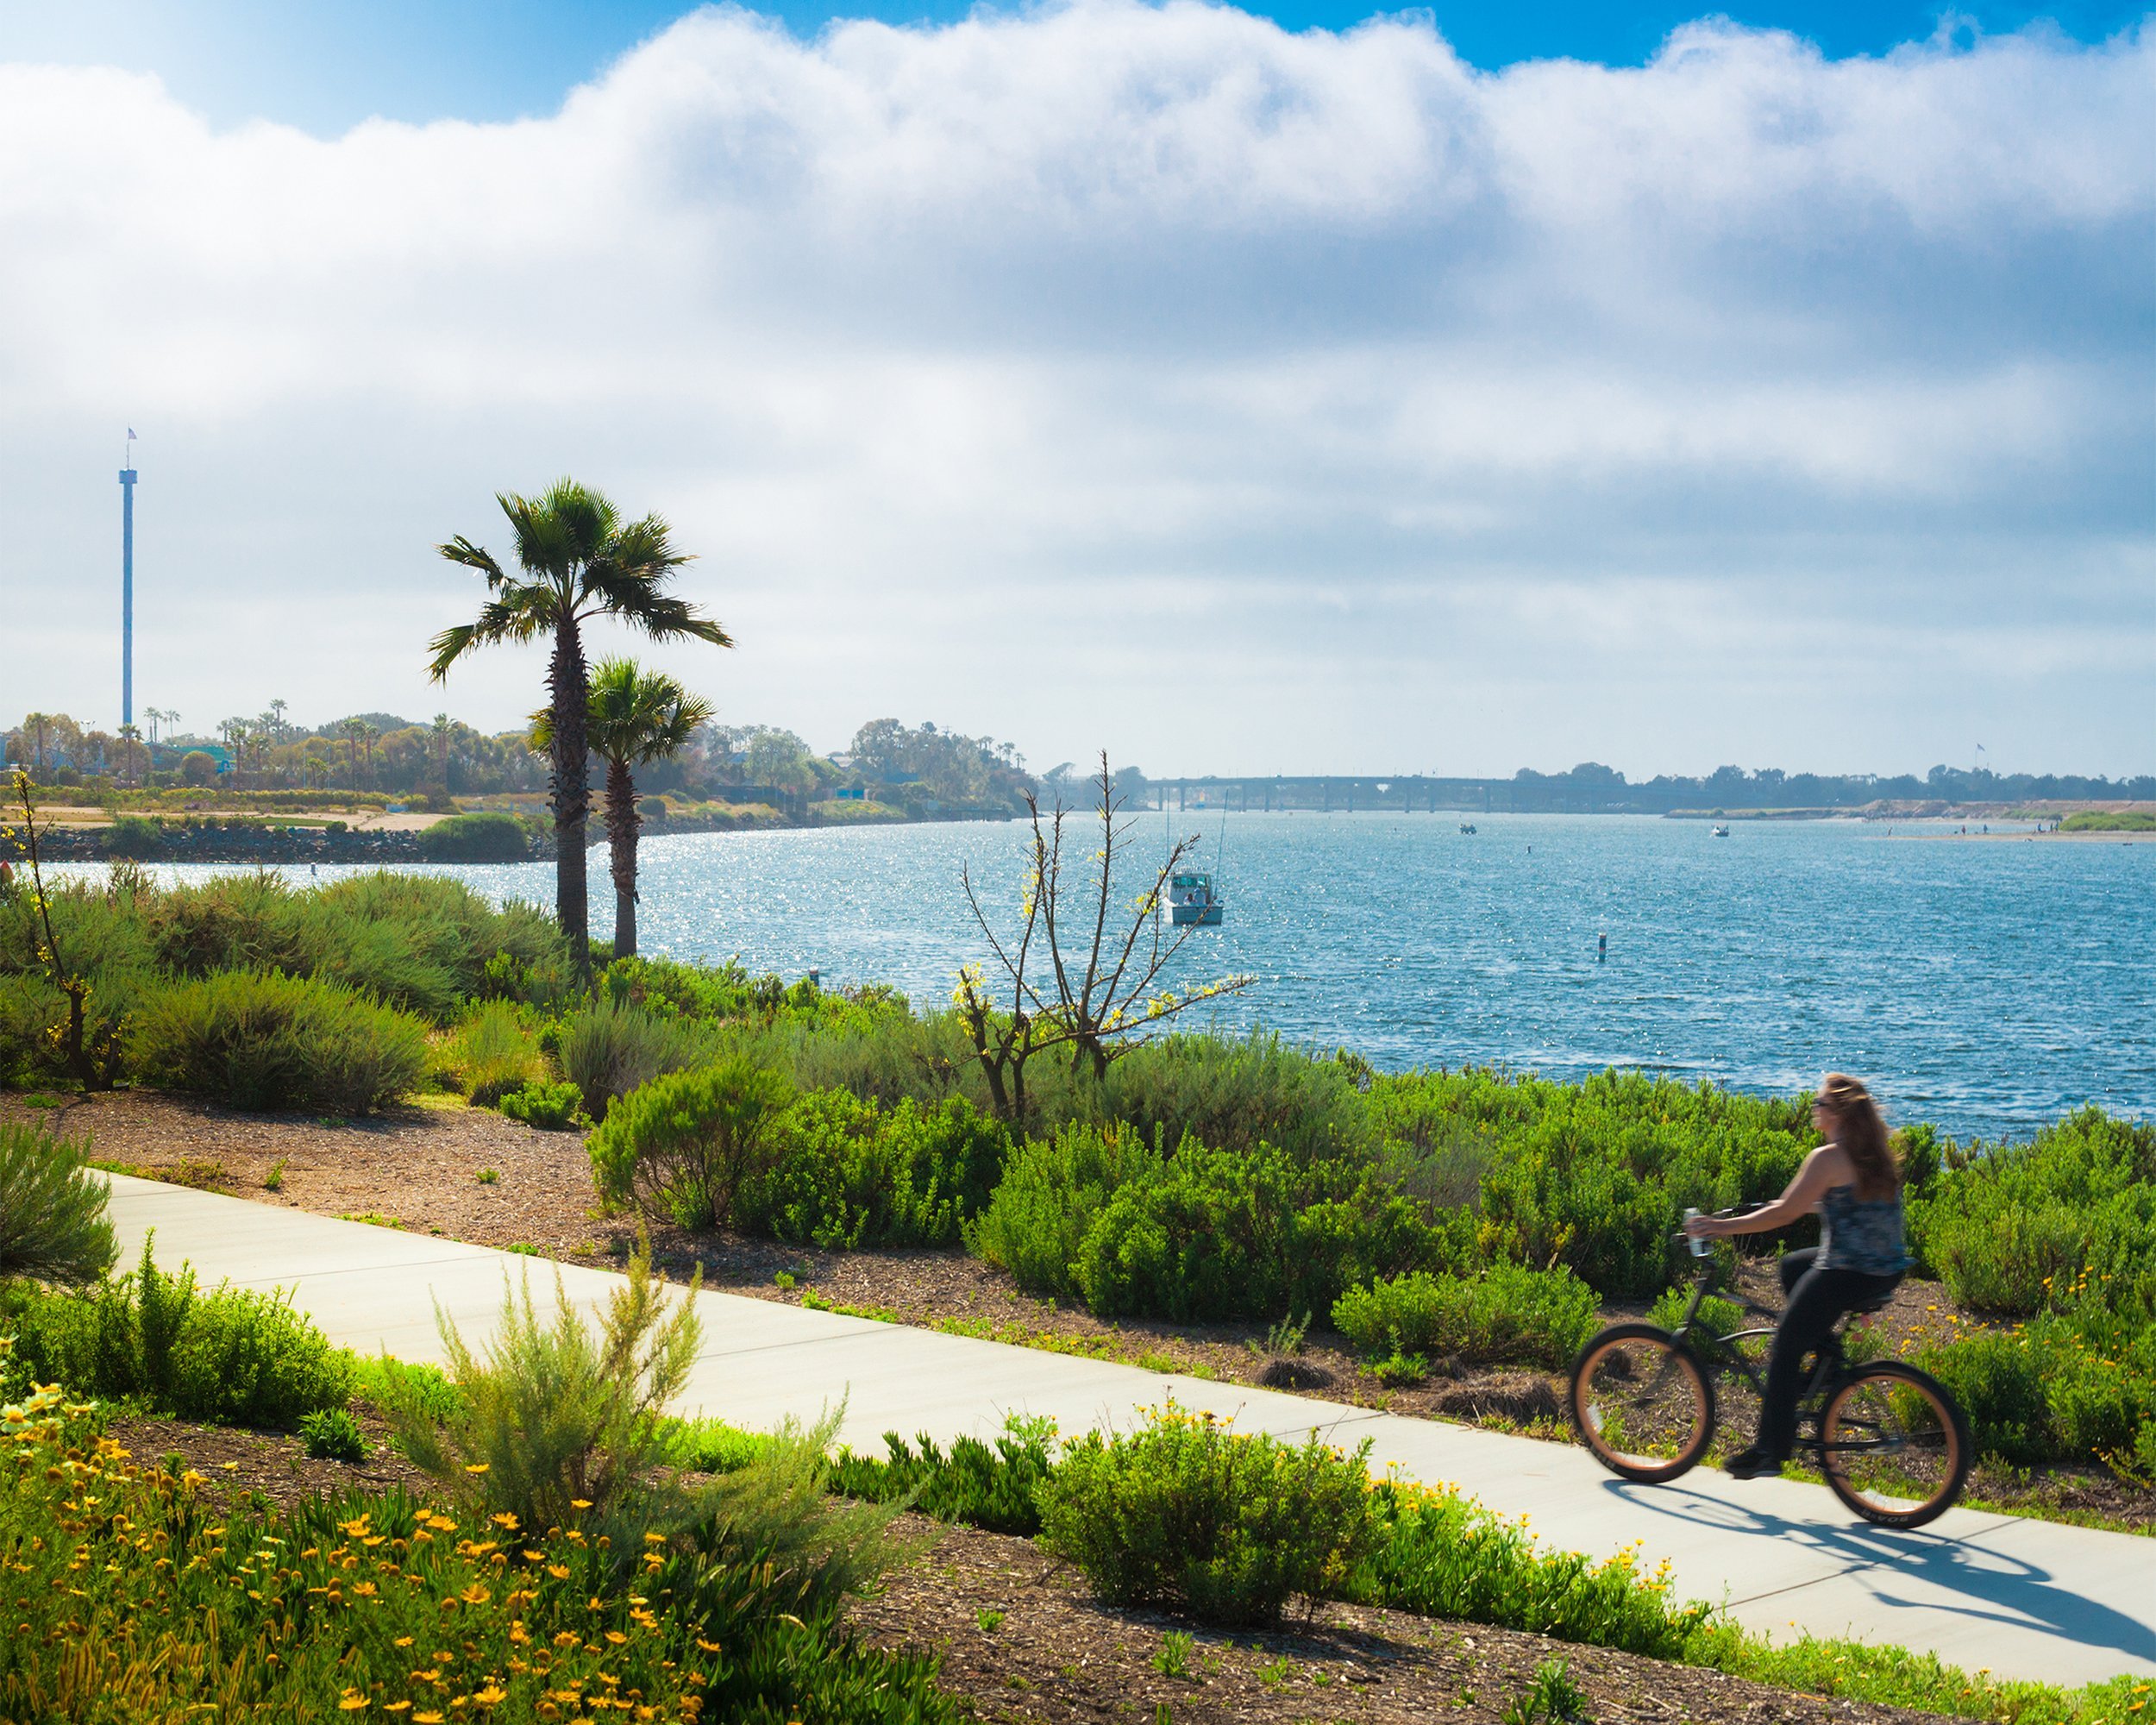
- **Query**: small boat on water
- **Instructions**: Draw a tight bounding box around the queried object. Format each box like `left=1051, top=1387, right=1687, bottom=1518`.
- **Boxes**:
left=1711, top=824, right=1732, bottom=838
left=1459, top=821, right=1477, bottom=835
left=1168, top=871, right=1224, bottom=926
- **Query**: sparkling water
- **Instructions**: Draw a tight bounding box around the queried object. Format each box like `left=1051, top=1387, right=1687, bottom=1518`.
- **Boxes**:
left=82, top=812, right=2153, bottom=1142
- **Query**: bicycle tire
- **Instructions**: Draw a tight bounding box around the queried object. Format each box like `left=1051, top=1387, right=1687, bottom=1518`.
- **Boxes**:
left=1818, top=1360, right=1971, bottom=1528
left=1570, top=1322, right=1717, bottom=1483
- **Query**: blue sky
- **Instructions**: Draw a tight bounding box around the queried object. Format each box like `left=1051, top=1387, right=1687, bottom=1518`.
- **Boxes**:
left=0, top=2, right=2149, bottom=775
left=1, top=0, right=2143, bottom=131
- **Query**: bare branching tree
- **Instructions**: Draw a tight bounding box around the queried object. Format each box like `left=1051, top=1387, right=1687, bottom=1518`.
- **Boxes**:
left=957, top=753, right=1252, bottom=1125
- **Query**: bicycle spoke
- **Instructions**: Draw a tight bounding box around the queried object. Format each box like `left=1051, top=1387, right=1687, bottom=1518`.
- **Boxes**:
left=1576, top=1333, right=1711, bottom=1477
left=1822, top=1369, right=1961, bottom=1522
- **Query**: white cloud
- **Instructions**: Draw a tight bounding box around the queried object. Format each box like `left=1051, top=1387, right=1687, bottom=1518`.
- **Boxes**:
left=0, top=3, right=2149, bottom=775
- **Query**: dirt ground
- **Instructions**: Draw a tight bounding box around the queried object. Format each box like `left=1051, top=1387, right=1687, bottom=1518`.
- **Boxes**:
left=13, top=1086, right=2149, bottom=1534
left=106, top=1411, right=1966, bottom=1725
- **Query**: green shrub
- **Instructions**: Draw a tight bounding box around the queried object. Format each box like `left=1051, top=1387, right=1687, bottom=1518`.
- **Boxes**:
left=830, top=1417, right=1057, bottom=1535
left=5, top=1239, right=354, bottom=1428
left=436, top=998, right=548, bottom=1103
left=966, top=1120, right=1138, bottom=1297
left=1646, top=1284, right=1746, bottom=1339
left=745, top=1089, right=1011, bottom=1247
left=1332, top=1264, right=1599, bottom=1371
left=103, top=814, right=167, bottom=858
left=1367, top=1068, right=1814, bottom=1299
left=972, top=1123, right=1447, bottom=1324
left=1038, top=1406, right=1380, bottom=1625
left=1911, top=1108, right=2156, bottom=1320
left=1360, top=1482, right=1713, bottom=1658
left=1917, top=1330, right=2053, bottom=1465
left=0, top=1120, right=117, bottom=1286
left=128, top=969, right=428, bottom=1112
left=381, top=1234, right=701, bottom=1534
left=1100, top=1032, right=1373, bottom=1164
left=0, top=975, right=66, bottom=1086
left=416, top=809, right=530, bottom=860
left=588, top=1057, right=798, bottom=1228
left=560, top=994, right=709, bottom=1122
left=499, top=1076, right=591, bottom=1131
left=297, top=1405, right=368, bottom=1461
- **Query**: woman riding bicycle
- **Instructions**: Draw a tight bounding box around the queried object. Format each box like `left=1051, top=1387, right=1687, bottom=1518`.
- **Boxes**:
left=1683, top=1072, right=1909, bottom=1479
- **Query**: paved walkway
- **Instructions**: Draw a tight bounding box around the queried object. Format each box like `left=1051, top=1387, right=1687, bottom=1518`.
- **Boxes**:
left=102, top=1174, right=2156, bottom=1689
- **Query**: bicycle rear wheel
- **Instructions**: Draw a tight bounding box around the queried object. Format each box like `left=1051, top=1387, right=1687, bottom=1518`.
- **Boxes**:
left=1819, top=1361, right=1971, bottom=1528
left=1570, top=1322, right=1716, bottom=1482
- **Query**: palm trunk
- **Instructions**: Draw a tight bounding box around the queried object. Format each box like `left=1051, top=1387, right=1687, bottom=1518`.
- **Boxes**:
left=549, top=612, right=592, bottom=967
left=605, top=756, right=640, bottom=958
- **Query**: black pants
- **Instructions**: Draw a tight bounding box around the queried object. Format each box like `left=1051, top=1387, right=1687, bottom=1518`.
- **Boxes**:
left=1755, top=1247, right=1902, bottom=1460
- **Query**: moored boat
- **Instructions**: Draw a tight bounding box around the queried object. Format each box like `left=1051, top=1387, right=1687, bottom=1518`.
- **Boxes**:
left=1168, top=870, right=1224, bottom=925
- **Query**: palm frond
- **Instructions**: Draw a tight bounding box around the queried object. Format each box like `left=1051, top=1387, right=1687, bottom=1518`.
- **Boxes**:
left=437, top=536, right=507, bottom=586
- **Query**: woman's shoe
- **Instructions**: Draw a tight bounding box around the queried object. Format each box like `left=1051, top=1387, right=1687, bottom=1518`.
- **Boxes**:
left=1724, top=1447, right=1781, bottom=1479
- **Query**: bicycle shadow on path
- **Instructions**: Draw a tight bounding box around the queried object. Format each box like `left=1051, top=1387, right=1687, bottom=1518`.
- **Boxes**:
left=1600, top=1477, right=2156, bottom=1674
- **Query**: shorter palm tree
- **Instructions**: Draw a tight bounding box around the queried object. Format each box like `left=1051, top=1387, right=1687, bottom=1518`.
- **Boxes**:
left=532, top=659, right=711, bottom=957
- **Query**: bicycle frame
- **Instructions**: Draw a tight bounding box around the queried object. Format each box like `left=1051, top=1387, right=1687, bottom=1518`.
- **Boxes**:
left=1658, top=1258, right=1853, bottom=1453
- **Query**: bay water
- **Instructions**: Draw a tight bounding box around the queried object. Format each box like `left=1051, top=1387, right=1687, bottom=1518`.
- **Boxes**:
left=86, top=812, right=2153, bottom=1143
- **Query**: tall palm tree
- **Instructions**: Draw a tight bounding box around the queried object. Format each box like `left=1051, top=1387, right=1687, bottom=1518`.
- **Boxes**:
left=432, top=712, right=454, bottom=794
left=429, top=480, right=730, bottom=963
left=531, top=659, right=711, bottom=958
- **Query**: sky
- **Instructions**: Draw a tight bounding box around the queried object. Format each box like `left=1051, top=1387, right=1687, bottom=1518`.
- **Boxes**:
left=0, top=1, right=2150, bottom=779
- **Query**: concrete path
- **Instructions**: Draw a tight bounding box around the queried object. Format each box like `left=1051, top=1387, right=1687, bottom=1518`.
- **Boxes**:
left=102, top=1175, right=2155, bottom=1689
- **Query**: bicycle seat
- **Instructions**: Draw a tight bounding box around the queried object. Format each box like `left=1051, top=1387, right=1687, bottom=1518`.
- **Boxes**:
left=1847, top=1287, right=1898, bottom=1316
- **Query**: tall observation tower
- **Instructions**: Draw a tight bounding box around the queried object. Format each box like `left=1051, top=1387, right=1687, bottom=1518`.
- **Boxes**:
left=119, top=430, right=138, bottom=728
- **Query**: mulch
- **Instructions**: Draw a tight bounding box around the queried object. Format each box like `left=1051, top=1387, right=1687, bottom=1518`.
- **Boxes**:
left=856, top=1516, right=1973, bottom=1723
left=10, top=1087, right=2150, bottom=1534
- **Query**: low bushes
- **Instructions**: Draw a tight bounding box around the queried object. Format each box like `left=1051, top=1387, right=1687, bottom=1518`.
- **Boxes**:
left=499, top=1076, right=590, bottom=1129
left=1910, top=1108, right=2156, bottom=1320
left=1367, top=1068, right=1816, bottom=1299
left=588, top=1057, right=797, bottom=1228
left=1038, top=1407, right=1381, bottom=1625
left=3, top=1239, right=354, bottom=1428
left=1920, top=1312, right=2156, bottom=1468
left=0, top=1119, right=116, bottom=1286
left=745, top=1089, right=1011, bottom=1247
left=831, top=1420, right=1058, bottom=1535
left=591, top=1074, right=1010, bottom=1243
left=416, top=808, right=530, bottom=860
left=433, top=997, right=547, bottom=1104
left=128, top=969, right=428, bottom=1112
left=1332, top=1264, right=1600, bottom=1371
left=560, top=994, right=710, bottom=1121
left=1358, top=1483, right=1712, bottom=1659
left=970, top=1123, right=1451, bottom=1323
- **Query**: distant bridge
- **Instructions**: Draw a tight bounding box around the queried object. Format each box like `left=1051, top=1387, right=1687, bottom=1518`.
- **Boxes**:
left=1135, top=776, right=1624, bottom=815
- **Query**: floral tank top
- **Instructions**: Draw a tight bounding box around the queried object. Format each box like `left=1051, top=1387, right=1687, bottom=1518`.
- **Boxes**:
left=1820, top=1183, right=1908, bottom=1276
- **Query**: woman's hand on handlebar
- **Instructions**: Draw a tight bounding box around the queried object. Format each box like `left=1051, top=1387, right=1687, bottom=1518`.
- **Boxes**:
left=1683, top=1201, right=1763, bottom=1242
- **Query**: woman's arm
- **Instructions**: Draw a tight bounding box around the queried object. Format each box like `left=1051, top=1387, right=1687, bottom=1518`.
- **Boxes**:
left=1685, top=1147, right=1840, bottom=1239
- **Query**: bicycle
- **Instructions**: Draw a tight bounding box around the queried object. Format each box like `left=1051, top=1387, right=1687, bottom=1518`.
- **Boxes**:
left=1566, top=1209, right=1971, bottom=1527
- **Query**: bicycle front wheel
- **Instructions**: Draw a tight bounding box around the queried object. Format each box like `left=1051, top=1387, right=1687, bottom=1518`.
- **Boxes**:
left=1570, top=1322, right=1716, bottom=1482
left=1820, top=1361, right=1971, bottom=1528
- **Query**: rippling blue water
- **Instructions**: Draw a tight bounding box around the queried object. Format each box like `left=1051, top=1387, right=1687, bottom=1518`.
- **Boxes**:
left=85, top=813, right=2153, bottom=1142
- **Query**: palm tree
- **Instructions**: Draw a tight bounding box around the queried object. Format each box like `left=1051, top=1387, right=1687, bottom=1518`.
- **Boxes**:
left=118, top=724, right=142, bottom=787
left=429, top=480, right=730, bottom=964
left=532, top=659, right=711, bottom=958
left=432, top=712, right=454, bottom=794
left=22, top=713, right=49, bottom=777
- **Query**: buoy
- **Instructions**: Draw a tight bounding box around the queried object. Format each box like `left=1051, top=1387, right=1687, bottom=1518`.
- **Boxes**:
left=1598, top=932, right=1608, bottom=963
